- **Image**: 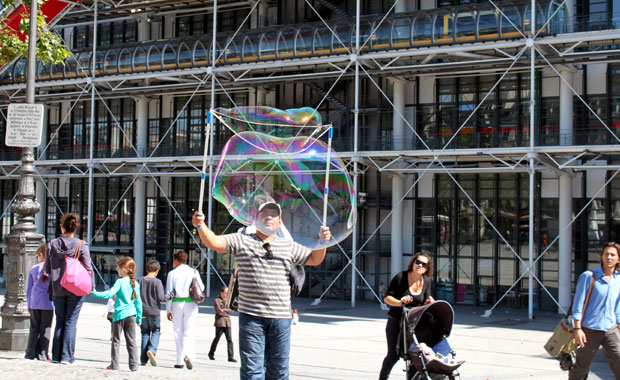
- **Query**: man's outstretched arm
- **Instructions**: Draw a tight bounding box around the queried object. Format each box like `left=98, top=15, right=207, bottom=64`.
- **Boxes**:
left=306, top=227, right=331, bottom=266
left=192, top=211, right=227, bottom=253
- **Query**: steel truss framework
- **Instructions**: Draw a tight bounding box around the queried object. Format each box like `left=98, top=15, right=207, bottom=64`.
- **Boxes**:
left=0, top=0, right=619, bottom=312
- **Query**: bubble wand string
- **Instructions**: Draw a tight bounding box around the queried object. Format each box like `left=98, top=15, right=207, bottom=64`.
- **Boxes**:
left=197, top=110, right=213, bottom=226
left=321, top=125, right=333, bottom=240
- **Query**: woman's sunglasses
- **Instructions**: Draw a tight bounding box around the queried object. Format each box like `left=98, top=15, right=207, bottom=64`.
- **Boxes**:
left=414, top=259, right=429, bottom=268
left=262, top=243, right=273, bottom=260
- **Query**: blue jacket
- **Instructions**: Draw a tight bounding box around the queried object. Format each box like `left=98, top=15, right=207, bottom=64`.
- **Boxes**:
left=92, top=277, right=142, bottom=324
left=571, top=266, right=620, bottom=331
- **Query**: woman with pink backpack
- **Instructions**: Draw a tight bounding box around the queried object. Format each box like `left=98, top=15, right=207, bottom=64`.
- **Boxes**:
left=44, top=213, right=93, bottom=364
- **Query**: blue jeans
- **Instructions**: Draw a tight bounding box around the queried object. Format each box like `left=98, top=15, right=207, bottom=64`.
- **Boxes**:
left=51, top=294, right=85, bottom=363
left=140, top=315, right=161, bottom=364
left=239, top=313, right=291, bottom=380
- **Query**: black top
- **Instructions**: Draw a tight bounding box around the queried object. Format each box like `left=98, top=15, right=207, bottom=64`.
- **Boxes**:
left=385, top=270, right=432, bottom=319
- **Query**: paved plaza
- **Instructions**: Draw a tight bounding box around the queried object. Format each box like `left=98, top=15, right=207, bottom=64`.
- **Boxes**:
left=0, top=293, right=614, bottom=380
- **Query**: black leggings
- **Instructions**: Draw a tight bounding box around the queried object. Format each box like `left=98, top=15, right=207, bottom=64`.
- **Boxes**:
left=379, top=315, right=401, bottom=380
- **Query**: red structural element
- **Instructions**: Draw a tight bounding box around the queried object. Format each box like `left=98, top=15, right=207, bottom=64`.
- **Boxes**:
left=3, top=0, right=73, bottom=41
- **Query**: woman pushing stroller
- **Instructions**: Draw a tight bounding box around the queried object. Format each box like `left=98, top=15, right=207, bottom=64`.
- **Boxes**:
left=379, top=253, right=435, bottom=380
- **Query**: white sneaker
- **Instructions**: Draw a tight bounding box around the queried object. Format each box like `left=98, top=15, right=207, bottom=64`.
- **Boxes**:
left=147, top=351, right=158, bottom=366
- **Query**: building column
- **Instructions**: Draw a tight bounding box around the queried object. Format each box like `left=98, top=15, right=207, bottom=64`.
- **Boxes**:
left=250, top=87, right=266, bottom=107
left=392, top=79, right=405, bottom=151
left=250, top=0, right=268, bottom=28
left=137, top=16, right=150, bottom=41
left=134, top=97, right=148, bottom=277
left=390, top=76, right=406, bottom=278
left=391, top=175, right=404, bottom=278
left=558, top=68, right=573, bottom=313
left=559, top=70, right=573, bottom=146
left=163, top=15, right=174, bottom=39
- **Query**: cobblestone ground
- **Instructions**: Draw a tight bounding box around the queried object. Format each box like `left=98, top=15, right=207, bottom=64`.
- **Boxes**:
left=0, top=295, right=614, bottom=380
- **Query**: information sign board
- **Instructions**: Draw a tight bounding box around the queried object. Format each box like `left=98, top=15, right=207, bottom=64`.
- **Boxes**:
left=5, top=103, right=44, bottom=147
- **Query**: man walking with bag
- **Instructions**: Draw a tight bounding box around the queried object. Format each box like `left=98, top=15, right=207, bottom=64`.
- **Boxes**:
left=569, top=241, right=620, bottom=379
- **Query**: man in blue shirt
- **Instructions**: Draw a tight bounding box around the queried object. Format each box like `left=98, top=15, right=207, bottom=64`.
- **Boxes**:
left=570, top=241, right=620, bottom=380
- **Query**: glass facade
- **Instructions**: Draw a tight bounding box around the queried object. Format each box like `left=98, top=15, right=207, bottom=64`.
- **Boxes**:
left=47, top=99, right=136, bottom=160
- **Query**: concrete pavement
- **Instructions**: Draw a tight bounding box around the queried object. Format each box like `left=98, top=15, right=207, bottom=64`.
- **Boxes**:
left=0, top=294, right=614, bottom=380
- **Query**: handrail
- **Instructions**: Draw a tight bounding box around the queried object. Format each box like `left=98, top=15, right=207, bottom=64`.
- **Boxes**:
left=0, top=0, right=569, bottom=84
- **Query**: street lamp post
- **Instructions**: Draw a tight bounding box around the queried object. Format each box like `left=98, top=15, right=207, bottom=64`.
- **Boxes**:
left=0, top=0, right=45, bottom=350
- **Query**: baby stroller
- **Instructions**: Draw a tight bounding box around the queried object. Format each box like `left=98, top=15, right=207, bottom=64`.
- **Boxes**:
left=400, top=301, right=464, bottom=380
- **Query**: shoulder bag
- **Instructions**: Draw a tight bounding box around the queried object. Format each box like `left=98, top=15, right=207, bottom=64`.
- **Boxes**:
left=289, top=264, right=305, bottom=297
left=189, top=269, right=206, bottom=304
left=544, top=271, right=596, bottom=370
left=60, top=240, right=92, bottom=296
left=225, top=261, right=239, bottom=311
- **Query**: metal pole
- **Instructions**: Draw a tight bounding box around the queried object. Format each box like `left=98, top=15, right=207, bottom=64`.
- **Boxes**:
left=0, top=0, right=44, bottom=350
left=527, top=0, right=535, bottom=320
left=25, top=3, right=37, bottom=105
left=322, top=126, right=333, bottom=228
left=351, top=0, right=360, bottom=308
left=205, top=0, right=218, bottom=298
left=87, top=0, right=98, bottom=250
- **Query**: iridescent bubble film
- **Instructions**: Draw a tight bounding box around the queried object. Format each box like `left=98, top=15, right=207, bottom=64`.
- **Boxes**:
left=213, top=106, right=323, bottom=139
left=213, top=131, right=356, bottom=249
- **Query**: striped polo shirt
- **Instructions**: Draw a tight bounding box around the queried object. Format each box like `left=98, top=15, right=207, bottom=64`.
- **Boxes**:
left=224, top=232, right=312, bottom=318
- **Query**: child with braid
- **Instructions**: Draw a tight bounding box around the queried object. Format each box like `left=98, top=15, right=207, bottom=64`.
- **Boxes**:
left=91, top=257, right=142, bottom=371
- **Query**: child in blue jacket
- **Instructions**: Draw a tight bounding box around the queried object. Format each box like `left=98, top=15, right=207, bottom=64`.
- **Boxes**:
left=91, top=256, right=142, bottom=371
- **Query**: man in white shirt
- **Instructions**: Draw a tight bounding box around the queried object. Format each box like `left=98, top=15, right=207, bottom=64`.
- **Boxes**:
left=165, top=251, right=204, bottom=370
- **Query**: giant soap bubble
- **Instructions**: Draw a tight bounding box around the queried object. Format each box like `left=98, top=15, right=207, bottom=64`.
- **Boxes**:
left=213, top=106, right=323, bottom=139
left=212, top=118, right=356, bottom=249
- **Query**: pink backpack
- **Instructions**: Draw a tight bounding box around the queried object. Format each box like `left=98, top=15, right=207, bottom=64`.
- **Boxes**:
left=60, top=240, right=92, bottom=296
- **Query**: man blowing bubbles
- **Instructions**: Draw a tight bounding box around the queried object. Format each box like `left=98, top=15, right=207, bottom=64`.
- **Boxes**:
left=192, top=202, right=330, bottom=380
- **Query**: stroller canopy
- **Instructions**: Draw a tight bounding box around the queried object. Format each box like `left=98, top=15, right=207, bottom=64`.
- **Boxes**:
left=406, top=300, right=454, bottom=348
left=404, top=300, right=464, bottom=377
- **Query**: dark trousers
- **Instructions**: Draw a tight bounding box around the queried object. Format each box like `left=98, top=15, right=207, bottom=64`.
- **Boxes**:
left=569, top=326, right=620, bottom=380
left=209, top=326, right=234, bottom=359
left=51, top=294, right=85, bottom=363
left=25, top=309, right=54, bottom=360
left=107, top=312, right=113, bottom=333
left=111, top=316, right=139, bottom=371
left=379, top=315, right=401, bottom=380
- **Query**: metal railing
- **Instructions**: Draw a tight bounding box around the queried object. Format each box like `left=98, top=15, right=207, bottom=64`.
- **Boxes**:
left=0, top=0, right=570, bottom=84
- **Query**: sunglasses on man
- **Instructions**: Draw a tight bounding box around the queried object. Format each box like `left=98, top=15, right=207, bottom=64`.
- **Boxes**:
left=262, top=243, right=274, bottom=260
